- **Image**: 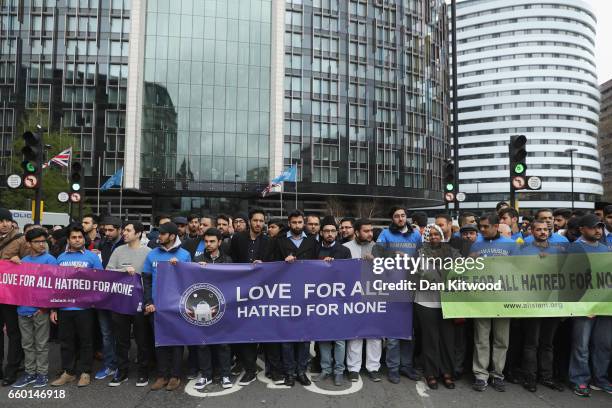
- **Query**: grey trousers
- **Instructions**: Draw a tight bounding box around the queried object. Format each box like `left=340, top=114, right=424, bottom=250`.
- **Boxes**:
left=18, top=312, right=50, bottom=375
left=473, top=318, right=510, bottom=381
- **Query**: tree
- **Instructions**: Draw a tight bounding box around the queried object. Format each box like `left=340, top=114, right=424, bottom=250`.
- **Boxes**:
left=354, top=198, right=382, bottom=219
left=325, top=196, right=345, bottom=219
left=0, top=111, right=78, bottom=213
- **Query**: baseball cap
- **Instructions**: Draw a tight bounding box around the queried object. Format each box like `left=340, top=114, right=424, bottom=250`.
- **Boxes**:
left=580, top=214, right=604, bottom=229
left=172, top=216, right=188, bottom=225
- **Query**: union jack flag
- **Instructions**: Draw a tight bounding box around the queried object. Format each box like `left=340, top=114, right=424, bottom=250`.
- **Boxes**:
left=261, top=182, right=280, bottom=198
left=42, top=147, right=72, bottom=169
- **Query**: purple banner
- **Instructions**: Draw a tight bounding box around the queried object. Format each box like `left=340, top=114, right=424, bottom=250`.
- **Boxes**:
left=154, top=259, right=413, bottom=346
left=0, top=260, right=143, bottom=315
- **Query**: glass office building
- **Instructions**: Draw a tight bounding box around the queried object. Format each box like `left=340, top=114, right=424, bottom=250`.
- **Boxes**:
left=2, top=0, right=451, bottom=217
left=0, top=0, right=131, bottom=179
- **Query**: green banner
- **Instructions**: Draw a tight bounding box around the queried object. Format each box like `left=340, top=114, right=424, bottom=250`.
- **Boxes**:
left=441, top=253, right=612, bottom=318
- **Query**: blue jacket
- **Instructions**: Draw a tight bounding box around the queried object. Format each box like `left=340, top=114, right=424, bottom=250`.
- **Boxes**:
left=142, top=238, right=192, bottom=304
left=568, top=238, right=609, bottom=254
left=470, top=234, right=518, bottom=257
left=376, top=225, right=422, bottom=257
left=520, top=242, right=563, bottom=256
left=18, top=252, right=57, bottom=316
left=57, top=249, right=103, bottom=311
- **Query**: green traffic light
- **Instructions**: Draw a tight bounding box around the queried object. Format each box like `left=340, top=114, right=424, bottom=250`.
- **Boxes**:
left=71, top=183, right=81, bottom=191
left=514, top=163, right=525, bottom=174
left=25, top=162, right=36, bottom=172
left=446, top=183, right=454, bottom=191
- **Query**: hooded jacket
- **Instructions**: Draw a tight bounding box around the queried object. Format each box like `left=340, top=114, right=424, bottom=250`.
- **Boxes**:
left=142, top=237, right=192, bottom=305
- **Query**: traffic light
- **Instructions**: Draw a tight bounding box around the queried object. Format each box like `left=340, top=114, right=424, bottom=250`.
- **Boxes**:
left=70, top=162, right=82, bottom=193
left=509, top=135, right=527, bottom=190
left=21, top=130, right=42, bottom=188
left=443, top=161, right=456, bottom=203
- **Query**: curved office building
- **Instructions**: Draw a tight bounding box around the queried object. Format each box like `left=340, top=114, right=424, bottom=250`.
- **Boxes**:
left=456, top=0, right=602, bottom=210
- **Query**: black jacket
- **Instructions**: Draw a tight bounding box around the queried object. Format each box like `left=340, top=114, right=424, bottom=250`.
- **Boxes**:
left=181, top=237, right=202, bottom=260
left=448, top=236, right=472, bottom=258
left=229, top=231, right=269, bottom=263
left=265, top=233, right=319, bottom=261
left=317, top=241, right=351, bottom=260
left=194, top=250, right=232, bottom=264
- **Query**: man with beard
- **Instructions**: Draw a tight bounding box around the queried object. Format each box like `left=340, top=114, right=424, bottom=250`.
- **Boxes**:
left=266, top=210, right=318, bottom=387
left=376, top=207, right=422, bottom=384
left=602, top=205, right=612, bottom=248
left=233, top=213, right=248, bottom=234
left=519, top=221, right=564, bottom=393
left=228, top=209, right=270, bottom=386
left=186, top=215, right=200, bottom=240
left=568, top=214, right=611, bottom=397
left=338, top=218, right=355, bottom=243
left=142, top=223, right=192, bottom=391
left=553, top=209, right=572, bottom=234
left=305, top=214, right=321, bottom=239
left=82, top=214, right=101, bottom=251
left=313, top=216, right=350, bottom=386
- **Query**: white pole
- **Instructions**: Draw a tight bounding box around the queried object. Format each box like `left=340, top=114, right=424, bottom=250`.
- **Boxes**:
left=295, top=165, right=298, bottom=210
left=280, top=182, right=283, bottom=219
left=118, top=168, right=124, bottom=217
left=96, top=156, right=101, bottom=215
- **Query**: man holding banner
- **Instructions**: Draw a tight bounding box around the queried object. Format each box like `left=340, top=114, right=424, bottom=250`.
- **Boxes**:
left=469, top=213, right=517, bottom=393
left=51, top=225, right=103, bottom=388
left=106, top=221, right=151, bottom=388
left=568, top=214, right=612, bottom=397
left=142, top=222, right=192, bottom=392
left=376, top=207, right=421, bottom=384
left=265, top=210, right=318, bottom=387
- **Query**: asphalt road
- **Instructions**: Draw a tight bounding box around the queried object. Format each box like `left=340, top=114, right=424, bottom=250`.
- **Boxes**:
left=1, top=340, right=610, bottom=408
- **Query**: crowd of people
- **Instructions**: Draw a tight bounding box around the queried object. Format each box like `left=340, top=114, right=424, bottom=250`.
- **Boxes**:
left=0, top=202, right=611, bottom=398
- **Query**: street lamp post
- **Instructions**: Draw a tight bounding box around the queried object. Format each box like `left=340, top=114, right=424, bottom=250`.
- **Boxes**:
left=565, top=148, right=577, bottom=211
left=474, top=180, right=481, bottom=210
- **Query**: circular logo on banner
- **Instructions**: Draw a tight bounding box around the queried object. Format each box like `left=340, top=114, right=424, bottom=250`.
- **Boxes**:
left=179, top=283, right=226, bottom=327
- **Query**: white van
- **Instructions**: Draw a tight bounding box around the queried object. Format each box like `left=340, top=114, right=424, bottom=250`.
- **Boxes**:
left=9, top=210, right=70, bottom=230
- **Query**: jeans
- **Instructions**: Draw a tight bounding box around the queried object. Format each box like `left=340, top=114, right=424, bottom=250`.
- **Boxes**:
left=18, top=312, right=50, bottom=375
left=281, top=342, right=310, bottom=376
left=264, top=343, right=283, bottom=376
left=198, top=345, right=232, bottom=378
left=385, top=339, right=414, bottom=373
left=569, top=316, right=612, bottom=386
left=97, top=310, right=116, bottom=369
left=58, top=309, right=94, bottom=375
left=319, top=341, right=345, bottom=375
left=150, top=316, right=182, bottom=378
left=0, top=304, right=23, bottom=379
left=236, top=343, right=258, bottom=375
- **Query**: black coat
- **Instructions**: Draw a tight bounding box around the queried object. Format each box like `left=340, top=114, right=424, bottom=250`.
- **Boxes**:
left=229, top=231, right=269, bottom=263
left=265, top=233, right=319, bottom=261
left=194, top=250, right=232, bottom=264
left=317, top=242, right=351, bottom=260
left=181, top=237, right=202, bottom=261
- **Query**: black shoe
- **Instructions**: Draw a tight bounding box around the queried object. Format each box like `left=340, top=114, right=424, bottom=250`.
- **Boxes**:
left=108, top=373, right=128, bottom=387
left=238, top=371, right=257, bottom=386
left=348, top=371, right=360, bottom=382
left=540, top=377, right=564, bottom=391
left=491, top=378, right=506, bottom=392
left=231, top=362, right=243, bottom=376
left=136, top=375, right=149, bottom=387
left=283, top=376, right=295, bottom=387
left=399, top=367, right=421, bottom=381
left=296, top=373, right=311, bottom=386
left=309, top=360, right=322, bottom=374
left=506, top=372, right=521, bottom=384
left=523, top=380, right=538, bottom=392
left=473, top=379, right=487, bottom=392
left=2, top=378, right=16, bottom=387
left=271, top=373, right=285, bottom=385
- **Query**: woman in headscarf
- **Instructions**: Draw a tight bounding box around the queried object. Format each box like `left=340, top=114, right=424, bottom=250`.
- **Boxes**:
left=415, top=224, right=460, bottom=390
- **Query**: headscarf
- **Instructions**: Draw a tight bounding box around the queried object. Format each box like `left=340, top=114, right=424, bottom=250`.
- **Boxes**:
left=422, top=223, right=445, bottom=243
